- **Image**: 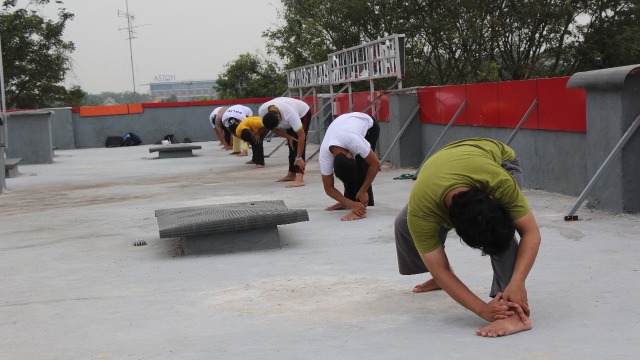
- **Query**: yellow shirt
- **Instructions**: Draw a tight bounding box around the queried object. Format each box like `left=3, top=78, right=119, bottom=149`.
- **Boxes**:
left=407, top=138, right=530, bottom=254
left=236, top=116, right=263, bottom=137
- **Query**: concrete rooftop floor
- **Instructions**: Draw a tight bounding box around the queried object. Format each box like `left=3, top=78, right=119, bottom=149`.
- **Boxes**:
left=1, top=140, right=639, bottom=360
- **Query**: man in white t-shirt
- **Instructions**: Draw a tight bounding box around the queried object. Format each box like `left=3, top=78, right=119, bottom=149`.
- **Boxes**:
left=222, top=105, right=253, bottom=156
left=209, top=106, right=232, bottom=150
left=222, top=104, right=253, bottom=128
left=259, top=97, right=311, bottom=188
left=319, top=112, right=380, bottom=221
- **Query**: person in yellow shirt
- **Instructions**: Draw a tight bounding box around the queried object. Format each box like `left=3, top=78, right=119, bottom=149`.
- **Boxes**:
left=230, top=116, right=297, bottom=169
left=229, top=116, right=264, bottom=167
left=395, top=138, right=541, bottom=337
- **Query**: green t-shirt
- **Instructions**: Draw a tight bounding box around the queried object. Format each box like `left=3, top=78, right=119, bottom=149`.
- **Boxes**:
left=407, top=138, right=530, bottom=254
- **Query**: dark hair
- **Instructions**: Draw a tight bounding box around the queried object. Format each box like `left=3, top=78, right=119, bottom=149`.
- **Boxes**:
left=228, top=122, right=239, bottom=135
left=262, top=111, right=280, bottom=129
left=449, top=188, right=515, bottom=255
left=240, top=128, right=253, bottom=143
left=334, top=153, right=357, bottom=184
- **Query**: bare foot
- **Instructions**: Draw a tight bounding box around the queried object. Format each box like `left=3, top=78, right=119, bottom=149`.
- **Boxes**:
left=325, top=203, right=348, bottom=211
left=276, top=176, right=295, bottom=182
left=245, top=160, right=255, bottom=164
left=229, top=151, right=240, bottom=155
left=237, top=152, right=248, bottom=157
left=254, top=164, right=265, bottom=168
left=341, top=211, right=366, bottom=221
left=476, top=312, right=533, bottom=337
left=285, top=181, right=305, bottom=188
left=413, top=278, right=442, bottom=293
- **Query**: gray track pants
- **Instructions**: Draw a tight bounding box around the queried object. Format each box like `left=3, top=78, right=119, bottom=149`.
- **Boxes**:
left=394, top=158, right=523, bottom=297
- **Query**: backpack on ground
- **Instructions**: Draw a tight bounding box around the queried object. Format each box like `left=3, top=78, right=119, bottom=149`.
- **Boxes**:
left=123, top=132, right=142, bottom=146
left=106, top=136, right=124, bottom=147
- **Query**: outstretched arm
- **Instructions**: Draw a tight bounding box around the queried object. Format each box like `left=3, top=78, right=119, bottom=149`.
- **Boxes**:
left=422, top=246, right=519, bottom=322
left=215, top=127, right=231, bottom=149
left=293, top=128, right=306, bottom=172
left=502, top=211, right=541, bottom=315
left=269, top=127, right=298, bottom=149
left=254, top=127, right=270, bottom=144
left=321, top=174, right=366, bottom=216
left=355, top=149, right=381, bottom=205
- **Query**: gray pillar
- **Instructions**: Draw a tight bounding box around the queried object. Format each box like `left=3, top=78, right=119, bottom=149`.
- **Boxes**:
left=310, top=95, right=333, bottom=145
left=0, top=147, right=5, bottom=191
left=0, top=108, right=5, bottom=191
left=567, top=64, right=640, bottom=213
left=388, top=93, right=422, bottom=168
left=5, top=110, right=53, bottom=164
left=47, top=107, right=75, bottom=149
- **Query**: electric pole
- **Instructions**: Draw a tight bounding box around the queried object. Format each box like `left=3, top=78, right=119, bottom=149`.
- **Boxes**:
left=118, top=0, right=137, bottom=96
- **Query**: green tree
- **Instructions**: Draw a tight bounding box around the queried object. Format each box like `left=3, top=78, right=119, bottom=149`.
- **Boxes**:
left=214, top=53, right=287, bottom=99
left=79, top=91, right=151, bottom=106
left=64, top=85, right=85, bottom=107
left=0, top=0, right=80, bottom=109
left=161, top=94, right=178, bottom=103
left=572, top=0, right=640, bottom=72
left=263, top=0, right=640, bottom=86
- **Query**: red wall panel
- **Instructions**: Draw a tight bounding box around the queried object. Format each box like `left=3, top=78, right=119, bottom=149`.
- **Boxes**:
left=300, top=95, right=317, bottom=116
left=438, top=85, right=466, bottom=125
left=352, top=92, right=374, bottom=115
left=418, top=87, right=440, bottom=124
left=333, top=93, right=350, bottom=116
left=498, top=80, right=539, bottom=129
left=373, top=91, right=390, bottom=122
left=464, top=82, right=499, bottom=127
left=330, top=92, right=390, bottom=121
left=537, top=77, right=587, bottom=132
left=416, top=78, right=585, bottom=132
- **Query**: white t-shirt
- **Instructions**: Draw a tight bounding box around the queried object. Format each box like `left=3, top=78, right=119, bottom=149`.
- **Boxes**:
left=222, top=105, right=253, bottom=127
left=209, top=107, right=223, bottom=128
left=258, top=97, right=310, bottom=132
left=319, top=112, right=374, bottom=176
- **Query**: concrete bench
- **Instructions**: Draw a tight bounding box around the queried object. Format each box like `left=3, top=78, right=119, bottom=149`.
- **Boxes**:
left=148, top=144, right=202, bottom=158
left=155, top=200, right=309, bottom=255
left=5, top=158, right=22, bottom=178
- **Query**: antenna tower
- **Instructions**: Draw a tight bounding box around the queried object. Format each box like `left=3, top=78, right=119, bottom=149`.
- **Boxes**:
left=118, top=0, right=137, bottom=95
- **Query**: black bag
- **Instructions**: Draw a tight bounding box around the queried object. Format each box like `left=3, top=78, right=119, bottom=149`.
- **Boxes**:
left=106, top=136, right=124, bottom=147
left=123, top=132, right=142, bottom=146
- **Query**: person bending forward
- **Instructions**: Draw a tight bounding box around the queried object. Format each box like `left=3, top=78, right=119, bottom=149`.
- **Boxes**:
left=394, top=138, right=541, bottom=337
left=319, top=112, right=380, bottom=221
left=259, top=97, right=310, bottom=188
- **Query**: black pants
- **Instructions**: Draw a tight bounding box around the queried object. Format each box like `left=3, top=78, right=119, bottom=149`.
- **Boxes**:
left=222, top=126, right=232, bottom=145
left=342, top=120, right=380, bottom=206
left=250, top=134, right=266, bottom=166
left=286, top=111, right=311, bottom=174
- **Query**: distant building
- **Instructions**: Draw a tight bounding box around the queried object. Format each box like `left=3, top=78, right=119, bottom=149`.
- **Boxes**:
left=149, top=79, right=217, bottom=102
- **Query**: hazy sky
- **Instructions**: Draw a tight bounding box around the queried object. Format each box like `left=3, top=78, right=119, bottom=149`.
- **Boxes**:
left=39, top=0, right=282, bottom=94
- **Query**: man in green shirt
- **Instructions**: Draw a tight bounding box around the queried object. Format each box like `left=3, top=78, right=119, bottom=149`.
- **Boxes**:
left=395, top=138, right=541, bottom=337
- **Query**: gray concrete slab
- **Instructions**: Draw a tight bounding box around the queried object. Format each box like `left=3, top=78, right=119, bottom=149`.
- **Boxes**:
left=1, top=140, right=639, bottom=359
